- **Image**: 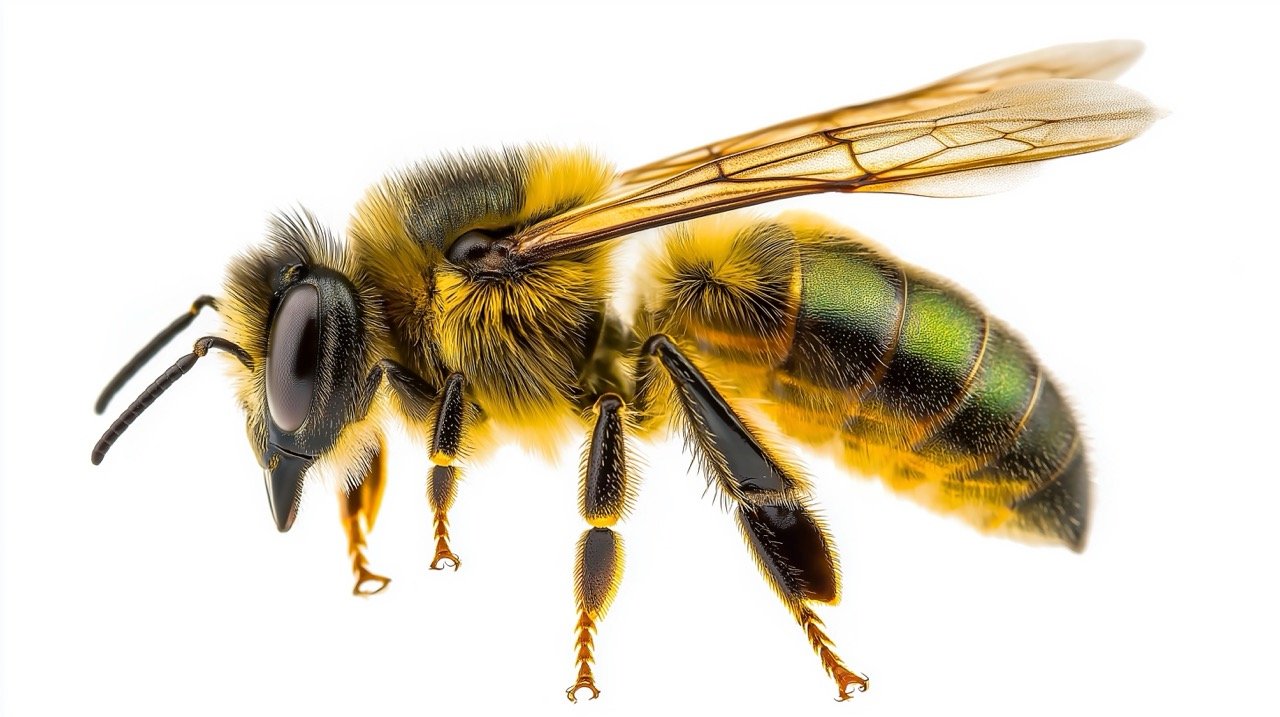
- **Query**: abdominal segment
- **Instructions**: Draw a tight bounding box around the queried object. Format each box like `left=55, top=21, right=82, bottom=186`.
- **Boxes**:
left=639, top=211, right=1087, bottom=549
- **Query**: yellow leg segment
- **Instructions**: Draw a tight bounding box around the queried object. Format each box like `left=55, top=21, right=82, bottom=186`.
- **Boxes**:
left=339, top=439, right=391, bottom=597
left=567, top=610, right=601, bottom=702
left=427, top=464, right=462, bottom=570
left=798, top=606, right=869, bottom=701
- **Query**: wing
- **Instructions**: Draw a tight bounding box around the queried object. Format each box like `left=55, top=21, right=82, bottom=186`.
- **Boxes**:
left=616, top=40, right=1144, bottom=188
left=513, top=79, right=1160, bottom=259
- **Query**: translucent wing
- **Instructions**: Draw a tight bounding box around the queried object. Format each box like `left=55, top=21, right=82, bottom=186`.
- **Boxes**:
left=616, top=40, right=1144, bottom=188
left=514, top=79, right=1159, bottom=259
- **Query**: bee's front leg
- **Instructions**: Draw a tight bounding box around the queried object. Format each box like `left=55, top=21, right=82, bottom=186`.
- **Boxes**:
left=338, top=437, right=391, bottom=596
left=424, top=372, right=469, bottom=571
left=566, top=393, right=631, bottom=702
left=339, top=359, right=440, bottom=594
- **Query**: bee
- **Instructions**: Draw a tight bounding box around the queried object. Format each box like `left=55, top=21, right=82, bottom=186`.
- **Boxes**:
left=91, top=41, right=1159, bottom=701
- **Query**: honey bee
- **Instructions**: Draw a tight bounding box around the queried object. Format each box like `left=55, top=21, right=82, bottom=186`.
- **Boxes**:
left=91, top=41, right=1159, bottom=701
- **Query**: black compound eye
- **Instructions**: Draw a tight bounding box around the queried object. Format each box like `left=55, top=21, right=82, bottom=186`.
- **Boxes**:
left=266, top=284, right=320, bottom=432
left=447, top=230, right=495, bottom=265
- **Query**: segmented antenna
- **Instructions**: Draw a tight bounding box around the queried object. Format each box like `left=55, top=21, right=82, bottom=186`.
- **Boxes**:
left=94, top=295, right=219, bottom=414
left=91, top=336, right=253, bottom=465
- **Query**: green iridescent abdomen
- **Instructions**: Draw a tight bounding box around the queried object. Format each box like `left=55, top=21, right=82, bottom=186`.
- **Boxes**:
left=642, top=213, right=1088, bottom=549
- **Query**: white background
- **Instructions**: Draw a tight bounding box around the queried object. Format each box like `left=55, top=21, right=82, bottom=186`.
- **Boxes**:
left=2, top=1, right=1277, bottom=715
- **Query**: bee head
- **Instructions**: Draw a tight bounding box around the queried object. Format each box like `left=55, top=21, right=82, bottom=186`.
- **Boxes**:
left=222, top=211, right=388, bottom=531
left=92, top=210, right=387, bottom=532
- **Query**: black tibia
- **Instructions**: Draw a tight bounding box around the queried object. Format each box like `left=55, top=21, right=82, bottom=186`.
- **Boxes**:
left=738, top=500, right=838, bottom=604
left=92, top=335, right=252, bottom=465
left=582, top=394, right=629, bottom=526
left=639, top=334, right=800, bottom=501
left=95, top=295, right=218, bottom=414
left=427, top=372, right=468, bottom=571
left=431, top=372, right=465, bottom=463
left=568, top=394, right=631, bottom=702
left=339, top=439, right=390, bottom=597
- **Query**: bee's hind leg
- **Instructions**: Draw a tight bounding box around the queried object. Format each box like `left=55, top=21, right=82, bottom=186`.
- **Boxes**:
left=339, top=436, right=392, bottom=597
left=638, top=334, right=869, bottom=700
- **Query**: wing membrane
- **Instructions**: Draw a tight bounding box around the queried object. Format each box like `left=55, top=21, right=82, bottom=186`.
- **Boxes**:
left=514, top=79, right=1159, bottom=258
left=616, top=40, right=1144, bottom=187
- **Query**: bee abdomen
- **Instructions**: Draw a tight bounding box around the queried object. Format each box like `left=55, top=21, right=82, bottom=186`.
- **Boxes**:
left=853, top=270, right=990, bottom=428
left=782, top=235, right=997, bottom=439
left=949, top=371, right=1088, bottom=550
left=912, top=321, right=1042, bottom=467
left=642, top=214, right=1088, bottom=548
left=780, top=239, right=905, bottom=395
left=779, top=220, right=1087, bottom=548
left=903, top=303, right=1086, bottom=549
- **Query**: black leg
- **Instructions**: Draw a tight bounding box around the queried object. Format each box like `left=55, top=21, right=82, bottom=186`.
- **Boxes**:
left=639, top=334, right=806, bottom=501
left=357, top=358, right=437, bottom=422
left=426, top=372, right=468, bottom=570
left=357, top=362, right=468, bottom=571
left=567, top=394, right=630, bottom=702
left=638, top=334, right=869, bottom=700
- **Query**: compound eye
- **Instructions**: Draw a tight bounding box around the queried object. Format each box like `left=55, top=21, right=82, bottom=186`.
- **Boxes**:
left=266, top=284, right=320, bottom=432
left=447, top=230, right=495, bottom=266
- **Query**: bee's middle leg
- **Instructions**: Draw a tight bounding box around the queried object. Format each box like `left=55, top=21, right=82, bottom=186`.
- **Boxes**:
left=566, top=393, right=630, bottom=702
left=338, top=436, right=391, bottom=597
